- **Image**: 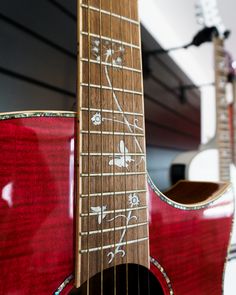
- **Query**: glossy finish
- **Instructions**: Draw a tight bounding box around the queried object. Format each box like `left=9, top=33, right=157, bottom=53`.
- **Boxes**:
left=149, top=178, right=234, bottom=295
left=0, top=113, right=234, bottom=294
left=0, top=113, right=75, bottom=295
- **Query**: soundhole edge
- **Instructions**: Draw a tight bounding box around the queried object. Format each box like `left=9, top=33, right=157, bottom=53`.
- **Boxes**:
left=69, top=263, right=164, bottom=295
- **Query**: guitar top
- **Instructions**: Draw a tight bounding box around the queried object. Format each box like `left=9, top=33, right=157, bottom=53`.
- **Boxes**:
left=0, top=112, right=234, bottom=295
left=0, top=0, right=234, bottom=294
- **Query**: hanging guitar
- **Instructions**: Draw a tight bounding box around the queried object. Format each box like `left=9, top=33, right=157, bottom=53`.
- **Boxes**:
left=223, top=53, right=236, bottom=295
left=0, top=0, right=233, bottom=294
left=170, top=1, right=236, bottom=292
left=171, top=0, right=233, bottom=185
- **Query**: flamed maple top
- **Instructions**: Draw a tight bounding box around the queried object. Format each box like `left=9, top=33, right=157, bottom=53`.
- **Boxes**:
left=75, top=0, right=149, bottom=287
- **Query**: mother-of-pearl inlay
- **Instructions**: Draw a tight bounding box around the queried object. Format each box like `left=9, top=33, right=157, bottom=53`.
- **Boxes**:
left=90, top=193, right=140, bottom=264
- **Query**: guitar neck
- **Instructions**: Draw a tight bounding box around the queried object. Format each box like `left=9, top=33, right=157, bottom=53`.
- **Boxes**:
left=232, top=77, right=236, bottom=165
left=75, top=0, right=149, bottom=287
left=214, top=36, right=232, bottom=181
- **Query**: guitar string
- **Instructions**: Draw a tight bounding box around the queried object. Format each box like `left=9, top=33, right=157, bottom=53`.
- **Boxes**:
left=76, top=0, right=82, bottom=287
left=233, top=78, right=236, bottom=164
left=222, top=40, right=231, bottom=180
left=221, top=38, right=229, bottom=180
left=216, top=37, right=230, bottom=181
left=99, top=0, right=104, bottom=294
left=134, top=1, right=151, bottom=293
left=128, top=1, right=140, bottom=294
left=215, top=37, right=222, bottom=180
left=87, top=0, right=91, bottom=294
left=109, top=1, right=117, bottom=295
left=117, top=1, right=129, bottom=294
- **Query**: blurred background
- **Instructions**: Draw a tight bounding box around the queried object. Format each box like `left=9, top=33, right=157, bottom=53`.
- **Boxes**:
left=1, top=0, right=235, bottom=190
left=0, top=0, right=235, bottom=293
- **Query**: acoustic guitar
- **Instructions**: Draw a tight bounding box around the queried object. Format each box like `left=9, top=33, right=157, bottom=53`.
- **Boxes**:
left=224, top=61, right=236, bottom=295
left=171, top=0, right=233, bottom=185
left=0, top=1, right=234, bottom=294
left=171, top=34, right=232, bottom=182
left=171, top=1, right=236, bottom=292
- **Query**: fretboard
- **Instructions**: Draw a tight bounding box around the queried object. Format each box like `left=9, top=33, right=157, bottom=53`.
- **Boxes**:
left=232, top=77, right=236, bottom=164
left=214, top=36, right=232, bottom=181
left=75, top=0, right=148, bottom=287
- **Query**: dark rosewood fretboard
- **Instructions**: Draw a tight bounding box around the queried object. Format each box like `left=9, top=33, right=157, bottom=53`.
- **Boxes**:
left=214, top=36, right=232, bottom=181
left=75, top=0, right=149, bottom=287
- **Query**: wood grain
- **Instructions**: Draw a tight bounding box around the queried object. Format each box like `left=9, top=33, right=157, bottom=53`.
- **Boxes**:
left=232, top=78, right=236, bottom=164
left=0, top=115, right=74, bottom=294
left=149, top=177, right=234, bottom=295
left=76, top=0, right=149, bottom=287
left=214, top=36, right=232, bottom=181
left=0, top=113, right=233, bottom=294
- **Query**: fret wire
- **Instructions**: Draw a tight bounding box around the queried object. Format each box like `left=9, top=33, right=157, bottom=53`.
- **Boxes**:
left=81, top=152, right=145, bottom=156
left=216, top=101, right=227, bottom=104
left=117, top=0, right=128, bottom=277
left=80, top=189, right=147, bottom=198
left=81, top=82, right=143, bottom=95
left=80, top=222, right=148, bottom=236
left=221, top=177, right=230, bottom=181
left=81, top=107, right=144, bottom=117
left=81, top=172, right=146, bottom=177
left=218, top=123, right=230, bottom=126
left=86, top=0, right=92, bottom=290
left=214, top=36, right=231, bottom=182
left=81, top=31, right=140, bottom=49
left=217, top=115, right=229, bottom=119
left=81, top=3, right=139, bottom=25
left=110, top=2, right=117, bottom=280
left=83, top=204, right=143, bottom=217
left=220, top=157, right=231, bottom=160
left=80, top=237, right=148, bottom=253
left=98, top=1, right=104, bottom=289
left=81, top=130, right=144, bottom=136
left=129, top=0, right=141, bottom=274
left=220, top=164, right=232, bottom=167
left=81, top=58, right=142, bottom=73
left=218, top=128, right=231, bottom=131
left=218, top=146, right=231, bottom=149
left=75, top=0, right=83, bottom=287
left=77, top=0, right=147, bottom=284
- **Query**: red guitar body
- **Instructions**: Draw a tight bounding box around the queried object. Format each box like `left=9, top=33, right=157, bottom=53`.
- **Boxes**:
left=0, top=113, right=234, bottom=295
